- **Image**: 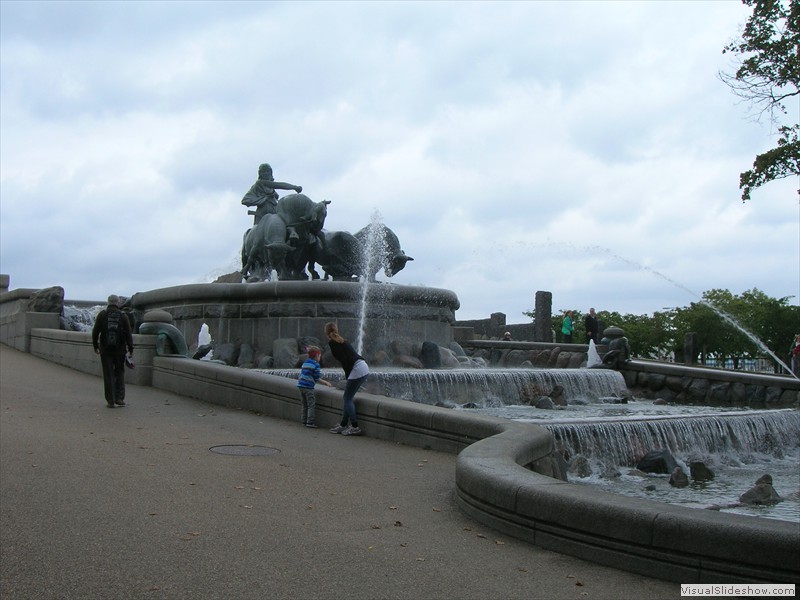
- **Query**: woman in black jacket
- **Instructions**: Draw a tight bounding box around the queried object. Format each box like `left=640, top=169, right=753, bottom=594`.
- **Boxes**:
left=324, top=322, right=369, bottom=436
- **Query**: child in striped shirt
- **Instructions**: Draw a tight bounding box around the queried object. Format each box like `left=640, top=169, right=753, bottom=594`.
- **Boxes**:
left=297, top=346, right=331, bottom=428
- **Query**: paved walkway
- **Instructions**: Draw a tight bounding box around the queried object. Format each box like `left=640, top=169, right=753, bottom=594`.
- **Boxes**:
left=1, top=346, right=679, bottom=599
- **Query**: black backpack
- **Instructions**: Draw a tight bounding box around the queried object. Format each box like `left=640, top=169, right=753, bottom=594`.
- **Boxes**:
left=105, top=310, right=123, bottom=348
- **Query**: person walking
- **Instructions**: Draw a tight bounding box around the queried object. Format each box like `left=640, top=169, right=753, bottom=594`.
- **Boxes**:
left=297, top=346, right=331, bottom=428
left=324, top=322, right=368, bottom=436
left=584, top=308, right=599, bottom=344
left=92, top=294, right=134, bottom=408
left=562, top=311, right=575, bottom=344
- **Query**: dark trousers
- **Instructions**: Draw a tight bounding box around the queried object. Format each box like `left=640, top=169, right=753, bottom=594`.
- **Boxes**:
left=100, top=351, right=126, bottom=404
left=300, top=388, right=317, bottom=425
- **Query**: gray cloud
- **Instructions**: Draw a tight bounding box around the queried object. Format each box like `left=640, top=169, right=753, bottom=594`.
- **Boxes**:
left=1, top=1, right=796, bottom=324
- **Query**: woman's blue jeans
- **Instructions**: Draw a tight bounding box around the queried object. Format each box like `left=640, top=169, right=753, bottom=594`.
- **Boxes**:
left=341, top=375, right=367, bottom=425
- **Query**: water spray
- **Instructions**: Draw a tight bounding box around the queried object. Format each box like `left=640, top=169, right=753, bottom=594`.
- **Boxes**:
left=545, top=243, right=799, bottom=380
left=356, top=210, right=388, bottom=355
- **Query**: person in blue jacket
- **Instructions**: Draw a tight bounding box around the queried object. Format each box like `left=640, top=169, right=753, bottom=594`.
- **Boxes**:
left=296, top=346, right=330, bottom=428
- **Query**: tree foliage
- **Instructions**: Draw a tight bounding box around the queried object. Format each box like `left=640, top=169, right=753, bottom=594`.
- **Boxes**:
left=720, top=0, right=799, bottom=201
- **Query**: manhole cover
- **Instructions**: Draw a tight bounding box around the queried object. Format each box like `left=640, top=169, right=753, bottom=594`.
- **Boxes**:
left=210, top=445, right=281, bottom=456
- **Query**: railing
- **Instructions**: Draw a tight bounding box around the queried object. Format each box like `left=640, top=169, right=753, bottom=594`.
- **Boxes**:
left=657, top=355, right=786, bottom=374
left=701, top=356, right=783, bottom=373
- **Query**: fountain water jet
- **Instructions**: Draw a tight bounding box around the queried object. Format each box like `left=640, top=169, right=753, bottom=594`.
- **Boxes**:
left=586, top=339, right=602, bottom=368
left=552, top=243, right=797, bottom=378
left=697, top=300, right=797, bottom=378
left=356, top=211, right=388, bottom=355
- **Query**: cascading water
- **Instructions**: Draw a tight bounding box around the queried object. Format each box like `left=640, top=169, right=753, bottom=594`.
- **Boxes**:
left=545, top=410, right=800, bottom=467
left=544, top=408, right=800, bottom=523
left=61, top=304, right=103, bottom=331
left=475, top=394, right=799, bottom=522
left=261, top=367, right=630, bottom=407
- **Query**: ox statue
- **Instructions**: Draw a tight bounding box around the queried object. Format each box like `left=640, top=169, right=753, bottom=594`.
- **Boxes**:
left=241, top=214, right=293, bottom=281
left=277, top=194, right=330, bottom=280
left=354, top=224, right=414, bottom=281
left=241, top=193, right=330, bottom=281
left=308, top=230, right=363, bottom=280
left=308, top=224, right=413, bottom=281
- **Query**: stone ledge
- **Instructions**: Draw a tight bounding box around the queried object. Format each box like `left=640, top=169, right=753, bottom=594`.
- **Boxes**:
left=28, top=329, right=157, bottom=386
left=131, top=281, right=460, bottom=309
left=625, top=359, right=800, bottom=389
left=624, top=359, right=799, bottom=408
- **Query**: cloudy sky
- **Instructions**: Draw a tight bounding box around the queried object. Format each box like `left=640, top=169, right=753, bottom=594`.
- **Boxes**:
left=1, top=1, right=798, bottom=322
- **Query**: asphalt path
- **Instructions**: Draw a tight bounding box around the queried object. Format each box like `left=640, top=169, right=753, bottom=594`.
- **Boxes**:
left=0, top=345, right=679, bottom=599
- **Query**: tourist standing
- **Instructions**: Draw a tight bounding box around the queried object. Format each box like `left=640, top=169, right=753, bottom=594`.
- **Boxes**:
left=792, top=334, right=800, bottom=377
left=297, top=346, right=331, bottom=428
left=92, top=295, right=134, bottom=408
left=562, top=311, right=574, bottom=344
left=584, top=308, right=599, bottom=344
left=324, top=322, right=368, bottom=436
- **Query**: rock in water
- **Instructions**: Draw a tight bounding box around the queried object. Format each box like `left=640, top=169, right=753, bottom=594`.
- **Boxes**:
left=636, top=449, right=678, bottom=474
left=669, top=467, right=689, bottom=488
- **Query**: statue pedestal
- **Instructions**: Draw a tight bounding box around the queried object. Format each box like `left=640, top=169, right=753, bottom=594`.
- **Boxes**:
left=131, top=281, right=460, bottom=358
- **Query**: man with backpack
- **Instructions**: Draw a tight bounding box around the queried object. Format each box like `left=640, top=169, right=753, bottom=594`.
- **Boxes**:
left=92, top=295, right=134, bottom=408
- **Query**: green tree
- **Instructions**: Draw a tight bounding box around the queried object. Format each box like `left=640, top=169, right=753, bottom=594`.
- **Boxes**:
left=720, top=0, right=799, bottom=201
left=602, top=310, right=676, bottom=359
left=687, top=290, right=758, bottom=363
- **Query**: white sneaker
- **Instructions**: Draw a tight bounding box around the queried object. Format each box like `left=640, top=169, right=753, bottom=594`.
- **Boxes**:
left=341, top=426, right=362, bottom=436
left=329, top=424, right=346, bottom=434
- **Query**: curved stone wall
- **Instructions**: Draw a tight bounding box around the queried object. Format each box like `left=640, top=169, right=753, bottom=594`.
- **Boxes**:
left=455, top=425, right=800, bottom=584
left=130, top=281, right=460, bottom=357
